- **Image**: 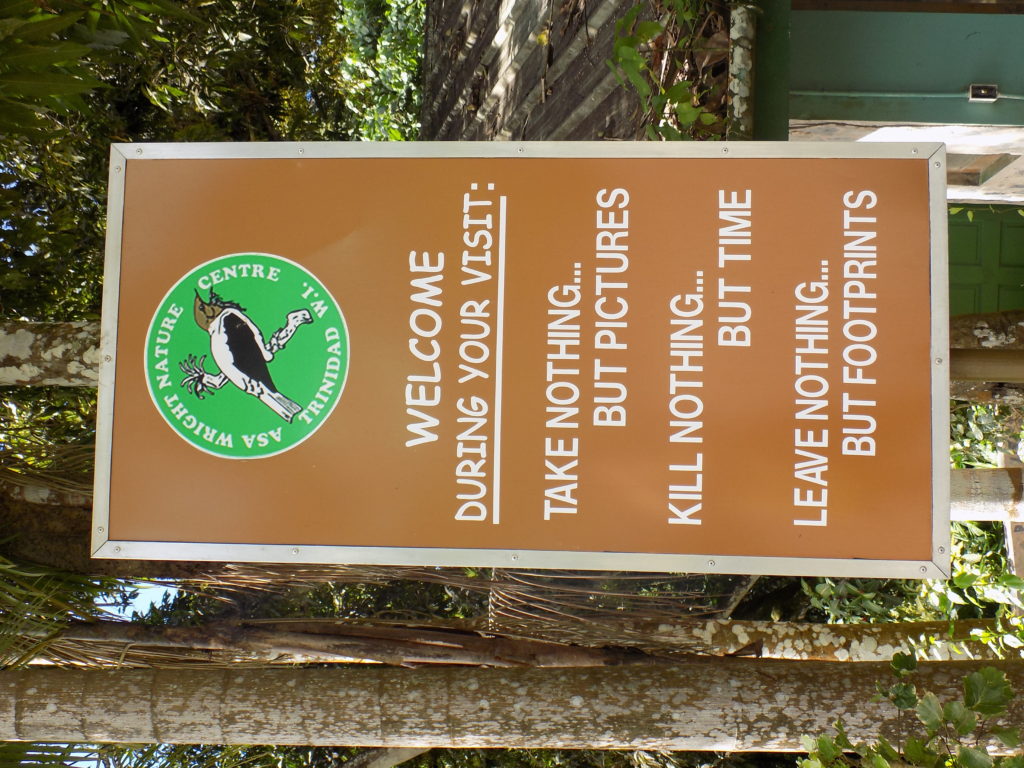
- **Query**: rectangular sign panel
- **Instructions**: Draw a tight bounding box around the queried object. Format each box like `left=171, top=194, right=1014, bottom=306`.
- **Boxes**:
left=94, top=142, right=949, bottom=577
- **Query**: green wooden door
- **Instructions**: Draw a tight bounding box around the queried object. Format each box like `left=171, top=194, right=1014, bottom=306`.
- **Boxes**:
left=949, top=206, right=1024, bottom=316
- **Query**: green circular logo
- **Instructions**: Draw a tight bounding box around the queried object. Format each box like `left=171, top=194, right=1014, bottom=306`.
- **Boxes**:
left=145, top=253, right=349, bottom=459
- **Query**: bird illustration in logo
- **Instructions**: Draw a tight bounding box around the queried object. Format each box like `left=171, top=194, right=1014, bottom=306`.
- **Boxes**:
left=179, top=290, right=313, bottom=422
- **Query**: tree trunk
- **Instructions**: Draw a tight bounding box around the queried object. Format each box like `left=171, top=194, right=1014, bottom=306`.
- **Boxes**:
left=40, top=618, right=1002, bottom=668
left=2, top=661, right=1021, bottom=750
left=0, top=321, right=100, bottom=386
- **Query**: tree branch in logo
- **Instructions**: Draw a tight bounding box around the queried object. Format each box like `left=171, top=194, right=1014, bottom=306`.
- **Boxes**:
left=179, top=290, right=313, bottom=422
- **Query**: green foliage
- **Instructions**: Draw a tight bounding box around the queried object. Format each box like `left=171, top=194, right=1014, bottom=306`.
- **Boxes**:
left=801, top=659, right=1021, bottom=768
left=948, top=205, right=1024, bottom=226
left=0, top=0, right=176, bottom=137
left=1, top=386, right=97, bottom=450
left=950, top=402, right=1021, bottom=470
left=607, top=1, right=727, bottom=140
left=0, top=553, right=131, bottom=669
left=0, top=0, right=424, bottom=322
left=329, top=0, right=425, bottom=141
left=134, top=574, right=488, bottom=627
left=802, top=522, right=1023, bottom=623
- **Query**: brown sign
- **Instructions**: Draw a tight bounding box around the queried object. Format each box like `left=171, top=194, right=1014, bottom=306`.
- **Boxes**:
left=93, top=143, right=949, bottom=577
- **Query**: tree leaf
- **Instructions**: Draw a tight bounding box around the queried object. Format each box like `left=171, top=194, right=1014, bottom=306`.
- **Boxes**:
left=0, top=41, right=92, bottom=68
left=657, top=123, right=683, bottom=141
left=964, top=667, right=1013, bottom=715
left=9, top=13, right=85, bottom=42
left=952, top=571, right=978, bottom=588
left=957, top=746, right=993, bottom=768
left=891, top=682, right=918, bottom=710
left=0, top=96, right=43, bottom=130
left=0, top=0, right=36, bottom=15
left=1000, top=574, right=1024, bottom=589
left=143, top=0, right=203, bottom=22
left=891, top=651, right=918, bottom=675
left=903, top=737, right=938, bottom=767
left=876, top=737, right=900, bottom=762
left=634, top=20, right=664, bottom=42
left=833, top=720, right=854, bottom=751
left=663, top=80, right=691, bottom=102
left=994, top=727, right=1021, bottom=748
left=915, top=692, right=942, bottom=732
left=816, top=735, right=840, bottom=764
left=0, top=70, right=102, bottom=97
left=675, top=100, right=701, bottom=126
left=0, top=17, right=26, bottom=41
left=942, top=700, right=976, bottom=735
left=616, top=3, right=643, bottom=34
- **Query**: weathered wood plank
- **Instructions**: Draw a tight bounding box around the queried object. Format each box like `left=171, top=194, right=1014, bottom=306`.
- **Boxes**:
left=421, top=0, right=506, bottom=139
left=947, top=153, right=1017, bottom=186
left=446, top=0, right=550, bottom=140
left=511, top=0, right=633, bottom=140
left=563, top=84, right=640, bottom=140
left=950, top=467, right=1024, bottom=522
left=524, top=18, right=627, bottom=138
left=420, top=0, right=493, bottom=120
left=421, top=0, right=640, bottom=142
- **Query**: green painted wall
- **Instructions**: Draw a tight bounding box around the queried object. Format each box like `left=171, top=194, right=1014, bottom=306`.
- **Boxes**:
left=949, top=207, right=1024, bottom=316
left=790, top=11, right=1024, bottom=125
left=752, top=0, right=790, bottom=140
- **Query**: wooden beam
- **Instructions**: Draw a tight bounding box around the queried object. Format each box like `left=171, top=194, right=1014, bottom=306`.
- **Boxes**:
left=951, top=468, right=1024, bottom=522
left=2, top=662, right=1021, bottom=750
left=947, top=153, right=1018, bottom=186
left=950, top=349, right=1024, bottom=382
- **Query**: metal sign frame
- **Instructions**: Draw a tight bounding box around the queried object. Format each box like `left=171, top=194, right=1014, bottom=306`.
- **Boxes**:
left=93, top=141, right=950, bottom=578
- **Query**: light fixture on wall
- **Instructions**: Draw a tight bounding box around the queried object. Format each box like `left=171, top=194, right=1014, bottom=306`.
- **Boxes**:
left=969, top=84, right=999, bottom=103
